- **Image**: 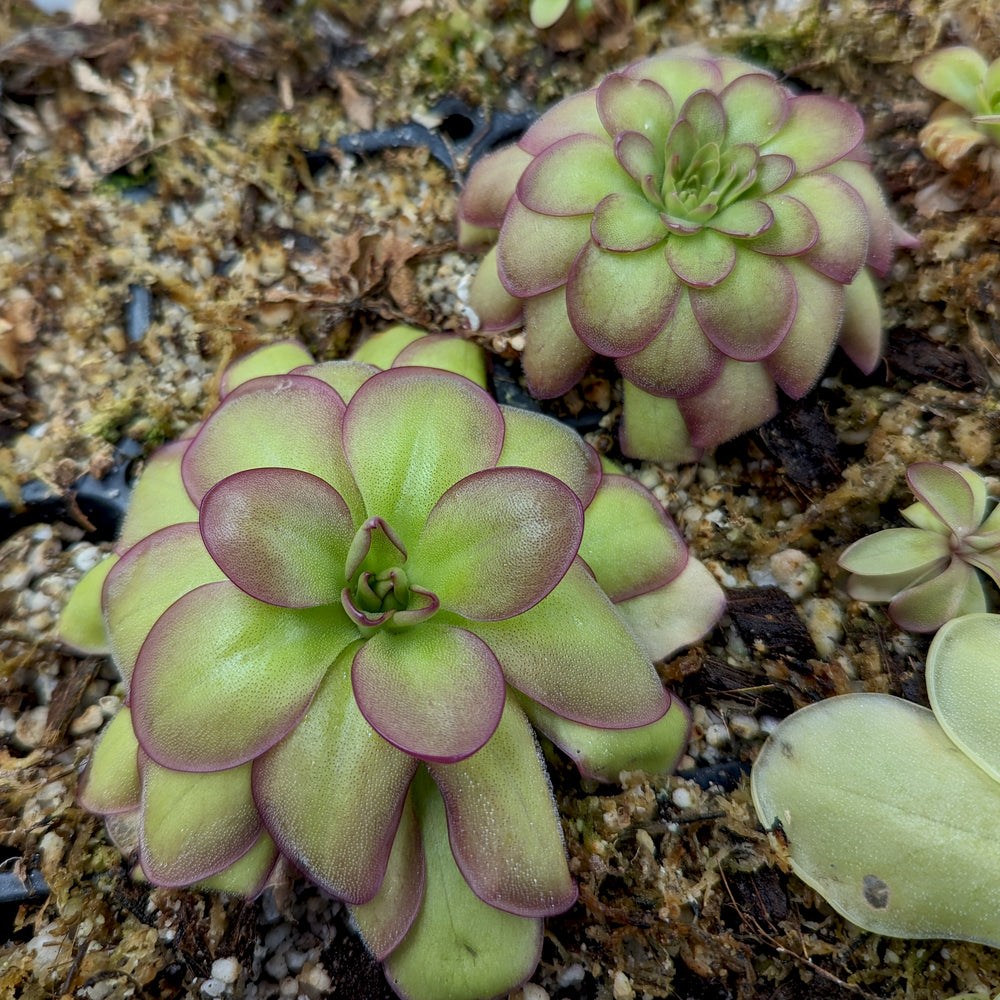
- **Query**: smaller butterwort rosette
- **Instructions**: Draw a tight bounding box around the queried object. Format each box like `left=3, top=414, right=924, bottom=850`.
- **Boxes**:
left=838, top=462, right=1000, bottom=633
left=60, top=328, right=724, bottom=1000
left=914, top=46, right=1000, bottom=170
left=458, top=49, right=906, bottom=463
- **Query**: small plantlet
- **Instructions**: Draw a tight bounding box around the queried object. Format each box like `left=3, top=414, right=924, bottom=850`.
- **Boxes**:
left=838, top=462, right=1000, bottom=632
left=60, top=329, right=725, bottom=1000
left=459, top=49, right=903, bottom=462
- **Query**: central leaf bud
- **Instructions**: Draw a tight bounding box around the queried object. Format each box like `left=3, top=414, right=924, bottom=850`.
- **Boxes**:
left=354, top=566, right=410, bottom=615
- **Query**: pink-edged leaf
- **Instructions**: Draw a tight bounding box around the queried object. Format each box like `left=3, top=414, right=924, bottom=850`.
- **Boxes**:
left=522, top=286, right=595, bottom=398
left=77, top=707, right=140, bottom=815
left=351, top=624, right=505, bottom=763
left=427, top=696, right=577, bottom=917
left=253, top=642, right=417, bottom=903
left=345, top=516, right=407, bottom=581
left=677, top=356, right=779, bottom=448
left=196, top=830, right=278, bottom=897
left=749, top=194, right=819, bottom=257
left=516, top=133, right=634, bottom=218
left=468, top=246, right=524, bottom=332
left=117, top=440, right=198, bottom=552
left=907, top=462, right=981, bottom=532
left=591, top=192, right=668, bottom=252
left=719, top=73, right=788, bottom=146
left=689, top=251, right=797, bottom=361
left=515, top=690, right=689, bottom=782
left=131, top=580, right=355, bottom=771
left=292, top=360, right=380, bottom=404
left=761, top=94, right=864, bottom=172
left=678, top=89, right=726, bottom=144
left=888, top=558, right=986, bottom=633
left=619, top=381, right=701, bottom=464
left=350, top=789, right=425, bottom=960
left=200, top=468, right=355, bottom=608
left=497, top=404, right=602, bottom=509
left=392, top=334, right=489, bottom=388
left=467, top=559, right=670, bottom=729
left=579, top=473, right=687, bottom=601
left=615, top=289, right=725, bottom=399
left=626, top=54, right=723, bottom=108
left=837, top=268, right=883, bottom=374
left=350, top=325, right=424, bottom=367
left=458, top=144, right=533, bottom=229
left=913, top=47, right=989, bottom=114
left=342, top=367, right=504, bottom=543
left=750, top=153, right=796, bottom=195
left=614, top=557, right=725, bottom=662
left=597, top=73, right=675, bottom=147
left=615, top=131, right=661, bottom=188
left=103, top=523, right=226, bottom=689
left=518, top=89, right=604, bottom=154
left=181, top=374, right=364, bottom=518
left=497, top=198, right=591, bottom=298
left=823, top=159, right=894, bottom=276
left=59, top=553, right=116, bottom=655
left=785, top=173, right=870, bottom=284
left=567, top=240, right=681, bottom=357
left=708, top=200, right=774, bottom=239
left=383, top=770, right=544, bottom=1000
left=966, top=549, right=1000, bottom=590
left=138, top=753, right=261, bottom=887
left=409, top=467, right=583, bottom=621
left=220, top=341, right=315, bottom=398
left=763, top=260, right=843, bottom=398
left=665, top=229, right=738, bottom=288
left=839, top=527, right=951, bottom=578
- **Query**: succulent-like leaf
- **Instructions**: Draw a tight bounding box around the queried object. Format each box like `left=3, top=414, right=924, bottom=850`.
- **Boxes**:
left=196, top=831, right=278, bottom=897
left=77, top=707, right=140, bottom=815
left=719, top=73, right=788, bottom=146
left=567, top=240, right=681, bottom=356
left=458, top=145, right=534, bottom=229
left=518, top=89, right=604, bottom=155
left=579, top=474, right=686, bottom=601
left=517, top=691, right=689, bottom=782
left=788, top=173, right=870, bottom=284
left=410, top=467, right=583, bottom=621
left=613, top=557, right=725, bottom=663
left=907, top=462, right=983, bottom=532
left=614, top=130, right=661, bottom=187
left=349, top=324, right=424, bottom=366
left=428, top=696, right=577, bottom=916
left=521, top=286, right=596, bottom=398
left=462, top=559, right=670, bottom=729
left=351, top=625, right=506, bottom=763
left=824, top=159, right=894, bottom=277
left=615, top=291, right=725, bottom=399
left=391, top=334, right=490, bottom=389
left=497, top=405, right=602, bottom=508
left=665, top=228, right=738, bottom=288
left=888, top=558, right=985, bottom=632
left=838, top=526, right=951, bottom=577
left=591, top=192, right=668, bottom=252
left=253, top=641, right=416, bottom=902
left=131, top=581, right=355, bottom=771
left=58, top=553, right=116, bottom=655
left=342, top=367, right=504, bottom=543
left=103, top=523, right=226, bottom=687
left=117, top=440, right=198, bottom=552
left=708, top=199, right=775, bottom=239
left=761, top=94, right=864, bottom=172
left=351, top=790, right=425, bottom=960
left=751, top=692, right=1000, bottom=947
left=139, top=754, right=262, bottom=886
left=293, top=360, right=380, bottom=403
left=345, top=516, right=408, bottom=581
left=838, top=268, right=883, bottom=374
left=927, top=614, right=1000, bottom=785
left=200, top=468, right=355, bottom=608
left=467, top=246, right=524, bottom=332
left=619, top=382, right=701, bottom=464
left=384, top=770, right=543, bottom=1000
left=220, top=341, right=315, bottom=398
left=913, top=47, right=990, bottom=115
left=497, top=199, right=592, bottom=298
left=596, top=73, right=675, bottom=147
left=528, top=0, right=569, bottom=28
left=626, top=54, right=723, bottom=108
left=182, top=374, right=364, bottom=518
left=751, top=195, right=819, bottom=257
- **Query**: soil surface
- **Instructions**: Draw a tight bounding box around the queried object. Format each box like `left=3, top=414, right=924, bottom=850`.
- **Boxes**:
left=2, top=0, right=1000, bottom=998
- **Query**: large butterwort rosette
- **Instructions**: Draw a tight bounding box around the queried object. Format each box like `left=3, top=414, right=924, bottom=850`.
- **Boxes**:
left=61, top=331, right=725, bottom=1000
left=458, top=49, right=907, bottom=463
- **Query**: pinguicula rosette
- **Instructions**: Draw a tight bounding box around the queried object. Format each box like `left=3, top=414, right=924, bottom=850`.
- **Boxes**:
left=59, top=328, right=725, bottom=1000
left=913, top=46, right=1000, bottom=170
left=458, top=49, right=904, bottom=463
left=838, top=462, right=1000, bottom=633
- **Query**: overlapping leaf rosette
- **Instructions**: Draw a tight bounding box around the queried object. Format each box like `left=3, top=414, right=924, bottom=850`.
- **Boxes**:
left=60, top=328, right=725, bottom=1000
left=839, top=463, right=1000, bottom=633
left=458, top=49, right=905, bottom=463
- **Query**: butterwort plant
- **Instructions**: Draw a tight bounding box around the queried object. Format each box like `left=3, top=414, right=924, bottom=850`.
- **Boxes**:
left=458, top=48, right=907, bottom=463
left=838, top=462, right=1000, bottom=632
left=60, top=328, right=725, bottom=1000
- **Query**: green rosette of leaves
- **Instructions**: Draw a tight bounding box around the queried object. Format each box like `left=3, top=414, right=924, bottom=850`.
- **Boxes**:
left=60, top=328, right=724, bottom=1000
